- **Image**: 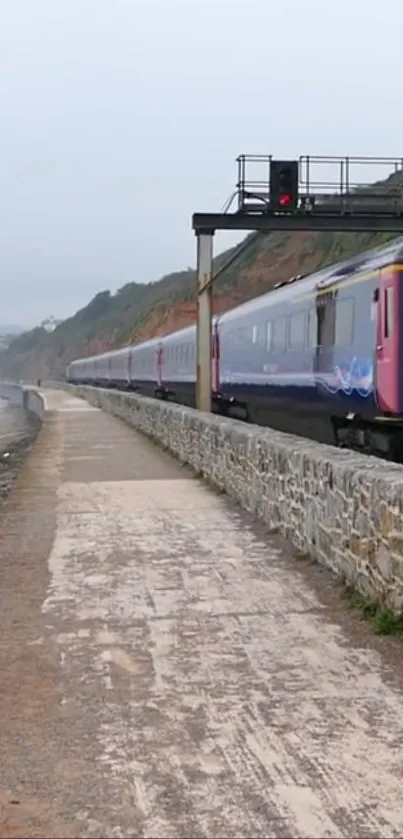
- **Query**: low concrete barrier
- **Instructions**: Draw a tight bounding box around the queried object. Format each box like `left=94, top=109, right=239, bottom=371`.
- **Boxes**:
left=66, top=384, right=403, bottom=614
left=0, top=382, right=45, bottom=422
left=24, top=388, right=46, bottom=421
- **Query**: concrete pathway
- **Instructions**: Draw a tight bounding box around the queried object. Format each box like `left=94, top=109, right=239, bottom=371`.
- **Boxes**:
left=1, top=390, right=403, bottom=837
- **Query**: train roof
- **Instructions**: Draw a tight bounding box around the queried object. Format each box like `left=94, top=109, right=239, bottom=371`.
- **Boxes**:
left=218, top=235, right=403, bottom=324
left=127, top=320, right=211, bottom=351
left=68, top=236, right=403, bottom=366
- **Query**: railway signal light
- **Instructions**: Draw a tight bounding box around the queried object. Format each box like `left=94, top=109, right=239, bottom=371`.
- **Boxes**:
left=270, top=159, right=299, bottom=212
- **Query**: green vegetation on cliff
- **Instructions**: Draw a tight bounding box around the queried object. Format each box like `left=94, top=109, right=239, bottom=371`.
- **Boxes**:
left=0, top=229, right=398, bottom=383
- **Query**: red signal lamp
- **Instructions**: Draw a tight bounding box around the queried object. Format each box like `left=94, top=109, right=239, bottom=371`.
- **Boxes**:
left=270, top=160, right=299, bottom=211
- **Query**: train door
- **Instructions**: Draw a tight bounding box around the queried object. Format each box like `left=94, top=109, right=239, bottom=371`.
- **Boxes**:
left=314, top=287, right=336, bottom=386
left=375, top=268, right=400, bottom=414
left=212, top=322, right=220, bottom=392
left=156, top=344, right=163, bottom=387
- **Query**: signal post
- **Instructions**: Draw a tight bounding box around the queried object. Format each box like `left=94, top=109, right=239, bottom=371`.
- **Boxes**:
left=196, top=231, right=214, bottom=412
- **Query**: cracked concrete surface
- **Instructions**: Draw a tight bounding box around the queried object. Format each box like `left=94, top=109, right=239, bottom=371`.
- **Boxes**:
left=2, top=390, right=403, bottom=837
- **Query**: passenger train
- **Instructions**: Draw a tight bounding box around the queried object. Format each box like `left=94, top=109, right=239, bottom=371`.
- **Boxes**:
left=66, top=237, right=403, bottom=460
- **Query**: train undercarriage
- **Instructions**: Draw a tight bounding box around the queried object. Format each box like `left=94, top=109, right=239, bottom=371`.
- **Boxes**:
left=332, top=415, right=403, bottom=462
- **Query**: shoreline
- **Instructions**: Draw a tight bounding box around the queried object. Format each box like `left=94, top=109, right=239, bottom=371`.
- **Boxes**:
left=0, top=406, right=41, bottom=503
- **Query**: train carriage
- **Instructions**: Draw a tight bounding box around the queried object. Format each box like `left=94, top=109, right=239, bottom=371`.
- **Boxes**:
left=66, top=236, right=403, bottom=460
left=108, top=348, right=130, bottom=389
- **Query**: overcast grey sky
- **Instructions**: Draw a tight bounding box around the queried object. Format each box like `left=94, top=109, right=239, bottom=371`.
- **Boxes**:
left=0, top=0, right=400, bottom=327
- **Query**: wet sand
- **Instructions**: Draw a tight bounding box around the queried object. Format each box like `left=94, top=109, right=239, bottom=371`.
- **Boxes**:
left=0, top=402, right=41, bottom=502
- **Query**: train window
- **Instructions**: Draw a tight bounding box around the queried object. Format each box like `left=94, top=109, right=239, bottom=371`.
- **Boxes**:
left=385, top=286, right=393, bottom=338
left=272, top=317, right=287, bottom=352
left=335, top=297, right=354, bottom=345
left=257, top=323, right=266, bottom=346
left=289, top=311, right=306, bottom=349
left=252, top=323, right=266, bottom=346
left=307, top=308, right=317, bottom=346
left=266, top=322, right=272, bottom=351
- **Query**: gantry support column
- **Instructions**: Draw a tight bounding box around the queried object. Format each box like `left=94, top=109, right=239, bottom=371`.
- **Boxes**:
left=196, top=230, right=214, bottom=412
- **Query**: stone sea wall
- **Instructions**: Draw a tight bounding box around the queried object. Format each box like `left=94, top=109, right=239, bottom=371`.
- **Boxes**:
left=66, top=384, right=403, bottom=613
